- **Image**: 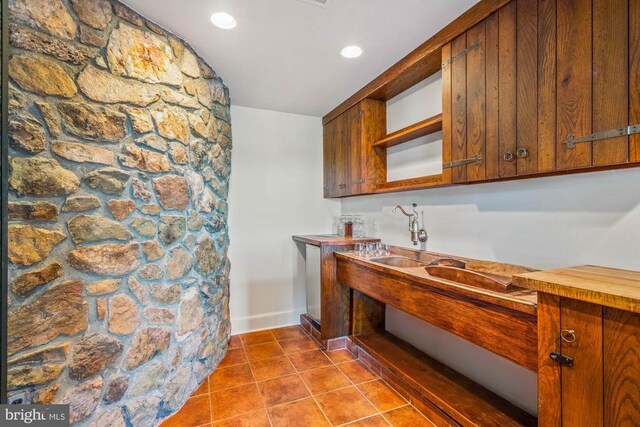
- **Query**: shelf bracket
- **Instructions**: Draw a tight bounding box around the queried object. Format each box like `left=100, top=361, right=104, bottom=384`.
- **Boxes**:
left=443, top=155, right=482, bottom=169
left=563, top=124, right=640, bottom=149
left=442, top=40, right=480, bottom=68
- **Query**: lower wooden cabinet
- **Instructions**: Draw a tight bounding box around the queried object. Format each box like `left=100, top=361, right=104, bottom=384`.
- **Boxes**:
left=538, top=294, right=640, bottom=426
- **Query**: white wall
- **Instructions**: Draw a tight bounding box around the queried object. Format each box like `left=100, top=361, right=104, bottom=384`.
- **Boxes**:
left=342, top=78, right=640, bottom=415
left=228, top=106, right=340, bottom=333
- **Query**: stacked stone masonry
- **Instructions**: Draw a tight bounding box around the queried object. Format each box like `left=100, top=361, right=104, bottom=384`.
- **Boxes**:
left=6, top=0, right=232, bottom=425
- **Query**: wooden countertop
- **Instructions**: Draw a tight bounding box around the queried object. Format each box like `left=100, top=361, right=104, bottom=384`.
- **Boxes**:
left=514, top=265, right=640, bottom=313
left=292, top=235, right=380, bottom=247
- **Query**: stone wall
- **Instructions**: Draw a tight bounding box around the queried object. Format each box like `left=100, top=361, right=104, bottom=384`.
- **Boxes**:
left=6, top=0, right=232, bottom=425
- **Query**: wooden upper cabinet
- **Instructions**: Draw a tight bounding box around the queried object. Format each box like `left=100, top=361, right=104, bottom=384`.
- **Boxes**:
left=323, top=100, right=386, bottom=198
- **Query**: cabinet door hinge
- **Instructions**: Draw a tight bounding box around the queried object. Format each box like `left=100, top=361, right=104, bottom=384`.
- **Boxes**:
left=442, top=39, right=481, bottom=68
left=550, top=352, right=574, bottom=367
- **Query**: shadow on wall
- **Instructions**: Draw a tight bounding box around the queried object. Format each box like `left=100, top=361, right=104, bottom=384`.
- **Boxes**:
left=6, top=0, right=232, bottom=425
left=342, top=167, right=640, bottom=270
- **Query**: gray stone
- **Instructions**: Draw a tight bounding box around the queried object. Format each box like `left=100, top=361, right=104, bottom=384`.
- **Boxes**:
left=188, top=211, right=205, bottom=231
left=178, top=287, right=204, bottom=336
left=150, top=283, right=181, bottom=304
left=194, top=236, right=220, bottom=276
left=9, top=157, right=80, bottom=196
left=104, top=375, right=128, bottom=403
left=163, top=365, right=194, bottom=411
left=68, top=214, right=132, bottom=243
left=82, top=167, right=130, bottom=195
left=128, top=362, right=167, bottom=396
left=60, top=377, right=103, bottom=423
left=138, top=204, right=161, bottom=215
left=9, top=115, right=46, bottom=153
left=88, top=407, right=125, bottom=427
left=185, top=170, right=216, bottom=213
left=124, top=395, right=161, bottom=427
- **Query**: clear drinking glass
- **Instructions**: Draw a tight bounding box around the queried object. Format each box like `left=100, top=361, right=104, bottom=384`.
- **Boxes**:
left=366, top=243, right=376, bottom=258
left=354, top=243, right=365, bottom=256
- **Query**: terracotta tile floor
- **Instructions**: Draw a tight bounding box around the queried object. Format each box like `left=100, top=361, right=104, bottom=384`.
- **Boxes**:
left=161, top=326, right=434, bottom=426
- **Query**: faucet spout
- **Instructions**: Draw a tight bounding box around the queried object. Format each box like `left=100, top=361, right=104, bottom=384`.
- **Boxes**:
left=393, top=203, right=428, bottom=247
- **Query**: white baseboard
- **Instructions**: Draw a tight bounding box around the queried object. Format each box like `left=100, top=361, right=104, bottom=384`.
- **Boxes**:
left=231, top=308, right=306, bottom=334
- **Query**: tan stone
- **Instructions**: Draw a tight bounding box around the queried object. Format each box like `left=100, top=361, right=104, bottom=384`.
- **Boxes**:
left=107, top=23, right=182, bottom=85
left=169, top=141, right=189, bottom=164
left=124, top=327, right=171, bottom=370
left=51, top=141, right=115, bottom=165
left=97, top=298, right=106, bottom=321
left=9, top=115, right=45, bottom=153
left=178, top=287, right=204, bottom=336
left=184, top=78, right=212, bottom=108
left=139, top=264, right=163, bottom=280
left=70, top=0, right=112, bottom=30
left=77, top=66, right=162, bottom=107
left=168, top=36, right=184, bottom=58
left=8, top=201, right=58, bottom=221
left=69, top=333, right=123, bottom=380
left=150, top=283, right=181, bottom=304
left=126, top=395, right=161, bottom=427
left=62, top=195, right=101, bottom=212
left=9, top=157, right=80, bottom=196
left=167, top=247, right=193, bottom=280
left=108, top=294, right=139, bottom=335
left=107, top=199, right=136, bottom=220
left=151, top=105, right=190, bottom=144
left=60, top=377, right=103, bottom=424
left=128, top=277, right=148, bottom=304
left=8, top=55, right=76, bottom=97
left=153, top=175, right=189, bottom=210
left=138, top=204, right=161, bottom=215
left=8, top=364, right=65, bottom=389
left=68, top=242, right=141, bottom=276
left=33, top=383, right=60, bottom=404
left=82, top=167, right=130, bottom=195
left=8, top=342, right=69, bottom=366
left=158, top=215, right=186, bottom=244
left=123, top=107, right=154, bottom=134
left=58, top=103, right=126, bottom=142
left=8, top=280, right=87, bottom=355
left=9, top=23, right=93, bottom=65
left=68, top=214, right=132, bottom=243
left=136, top=134, right=168, bottom=152
left=143, top=240, right=164, bottom=261
left=88, top=407, right=126, bottom=427
left=86, top=279, right=120, bottom=295
left=35, top=101, right=62, bottom=136
left=144, top=307, right=175, bottom=324
left=188, top=112, right=208, bottom=138
left=121, top=143, right=173, bottom=173
left=10, top=0, right=77, bottom=40
left=113, top=3, right=143, bottom=26
left=130, top=217, right=156, bottom=237
left=8, top=225, right=66, bottom=266
left=79, top=26, right=105, bottom=47
left=160, top=88, right=200, bottom=108
left=10, top=262, right=64, bottom=297
left=199, top=58, right=217, bottom=79
left=181, top=48, right=201, bottom=78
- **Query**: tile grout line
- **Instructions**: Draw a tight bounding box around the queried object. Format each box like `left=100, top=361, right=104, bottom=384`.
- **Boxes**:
left=250, top=329, right=276, bottom=427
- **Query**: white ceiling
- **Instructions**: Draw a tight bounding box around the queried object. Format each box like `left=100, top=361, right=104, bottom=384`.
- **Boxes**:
left=123, top=0, right=479, bottom=117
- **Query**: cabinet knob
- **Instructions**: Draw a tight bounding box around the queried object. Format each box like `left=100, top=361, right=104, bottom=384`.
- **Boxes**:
left=503, top=151, right=515, bottom=162
left=516, top=147, right=529, bottom=158
left=561, top=329, right=576, bottom=343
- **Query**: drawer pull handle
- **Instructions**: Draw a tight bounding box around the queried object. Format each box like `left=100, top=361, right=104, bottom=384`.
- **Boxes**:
left=443, top=155, right=482, bottom=169
left=516, top=147, right=529, bottom=158
left=503, top=152, right=515, bottom=162
left=561, top=329, right=576, bottom=343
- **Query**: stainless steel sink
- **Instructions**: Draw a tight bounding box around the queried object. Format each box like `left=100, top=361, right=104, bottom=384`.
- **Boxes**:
left=369, top=256, right=425, bottom=268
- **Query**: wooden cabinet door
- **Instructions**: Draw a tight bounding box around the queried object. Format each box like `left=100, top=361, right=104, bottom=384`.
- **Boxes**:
left=346, top=105, right=363, bottom=196
left=323, top=118, right=338, bottom=198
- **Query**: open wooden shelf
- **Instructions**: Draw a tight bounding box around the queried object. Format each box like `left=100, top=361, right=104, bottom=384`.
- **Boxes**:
left=352, top=332, right=536, bottom=427
left=372, top=114, right=443, bottom=149
left=374, top=173, right=448, bottom=193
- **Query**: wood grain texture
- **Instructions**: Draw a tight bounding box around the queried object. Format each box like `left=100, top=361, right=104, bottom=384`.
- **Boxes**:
left=372, top=114, right=442, bottom=149
left=322, top=0, right=513, bottom=124
left=292, top=235, right=380, bottom=248
left=592, top=0, right=629, bottom=166
left=537, top=293, right=562, bottom=427
left=466, top=21, right=487, bottom=181
left=604, top=307, right=640, bottom=426
left=485, top=12, right=500, bottom=180
left=352, top=332, right=536, bottom=426
left=373, top=174, right=448, bottom=194
left=346, top=104, right=360, bottom=195
left=337, top=257, right=538, bottom=371
left=560, top=298, right=603, bottom=426
left=514, top=265, right=640, bottom=314
left=441, top=42, right=453, bottom=185
left=320, top=244, right=351, bottom=340
left=632, top=0, right=640, bottom=162
left=499, top=1, right=518, bottom=178
left=516, top=0, right=538, bottom=175
left=451, top=33, right=468, bottom=183
left=537, top=0, right=557, bottom=172
left=359, top=99, right=387, bottom=194
left=351, top=290, right=385, bottom=336
left=323, top=119, right=338, bottom=197
left=556, top=0, right=592, bottom=170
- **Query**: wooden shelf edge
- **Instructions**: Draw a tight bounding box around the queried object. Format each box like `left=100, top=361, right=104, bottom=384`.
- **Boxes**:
left=352, top=332, right=537, bottom=427
left=372, top=114, right=443, bottom=149
left=374, top=174, right=449, bottom=193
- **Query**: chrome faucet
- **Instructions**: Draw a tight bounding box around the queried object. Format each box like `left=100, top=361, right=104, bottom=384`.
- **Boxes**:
left=393, top=203, right=428, bottom=246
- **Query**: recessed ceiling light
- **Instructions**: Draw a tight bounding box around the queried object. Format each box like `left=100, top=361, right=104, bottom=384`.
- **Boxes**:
left=210, top=12, right=237, bottom=29
left=341, top=46, right=363, bottom=59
